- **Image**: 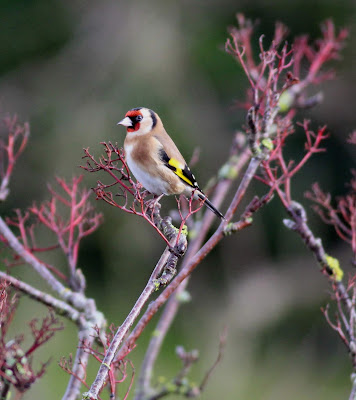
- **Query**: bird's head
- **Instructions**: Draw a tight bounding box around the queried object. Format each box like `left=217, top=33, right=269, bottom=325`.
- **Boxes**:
left=117, top=107, right=158, bottom=136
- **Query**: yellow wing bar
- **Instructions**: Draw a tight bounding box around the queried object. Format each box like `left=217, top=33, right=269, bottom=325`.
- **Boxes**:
left=168, top=158, right=195, bottom=187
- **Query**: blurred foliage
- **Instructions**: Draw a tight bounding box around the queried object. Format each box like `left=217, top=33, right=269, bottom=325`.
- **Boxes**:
left=0, top=0, right=73, bottom=75
left=1, top=0, right=356, bottom=398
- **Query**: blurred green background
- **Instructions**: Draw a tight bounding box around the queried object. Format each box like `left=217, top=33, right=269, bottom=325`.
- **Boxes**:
left=1, top=0, right=356, bottom=399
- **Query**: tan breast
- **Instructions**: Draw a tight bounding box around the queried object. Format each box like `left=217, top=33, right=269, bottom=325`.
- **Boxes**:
left=124, top=134, right=186, bottom=195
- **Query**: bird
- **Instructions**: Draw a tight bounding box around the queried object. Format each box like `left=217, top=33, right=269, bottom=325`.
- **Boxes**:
left=117, top=107, right=225, bottom=219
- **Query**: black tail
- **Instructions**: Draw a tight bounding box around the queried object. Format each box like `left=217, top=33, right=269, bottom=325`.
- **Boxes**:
left=198, top=193, right=225, bottom=219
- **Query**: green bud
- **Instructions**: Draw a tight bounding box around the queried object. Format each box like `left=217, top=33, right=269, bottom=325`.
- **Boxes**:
left=278, top=90, right=294, bottom=112
left=261, top=138, right=274, bottom=150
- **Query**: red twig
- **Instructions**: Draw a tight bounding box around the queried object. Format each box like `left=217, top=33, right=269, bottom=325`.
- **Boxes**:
left=82, top=142, right=200, bottom=249
left=0, top=115, right=30, bottom=201
left=0, top=285, right=63, bottom=395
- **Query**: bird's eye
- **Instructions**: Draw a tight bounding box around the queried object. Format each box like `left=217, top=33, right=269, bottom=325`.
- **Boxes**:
left=136, top=115, right=143, bottom=122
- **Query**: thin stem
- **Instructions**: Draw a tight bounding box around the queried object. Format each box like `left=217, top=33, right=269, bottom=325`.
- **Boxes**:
left=62, top=332, right=93, bottom=400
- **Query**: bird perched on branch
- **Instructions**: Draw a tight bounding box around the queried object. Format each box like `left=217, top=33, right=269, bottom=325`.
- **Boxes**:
left=117, top=107, right=224, bottom=219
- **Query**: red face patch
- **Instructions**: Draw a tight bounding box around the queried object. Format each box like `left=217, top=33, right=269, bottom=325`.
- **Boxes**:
left=125, top=109, right=142, bottom=132
left=127, top=126, right=138, bottom=132
left=126, top=110, right=142, bottom=118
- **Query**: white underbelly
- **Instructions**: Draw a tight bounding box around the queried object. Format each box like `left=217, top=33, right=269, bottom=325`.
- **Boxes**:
left=125, top=151, right=168, bottom=195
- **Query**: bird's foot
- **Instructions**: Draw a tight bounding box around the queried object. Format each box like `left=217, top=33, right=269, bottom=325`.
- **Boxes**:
left=145, top=194, right=164, bottom=212
left=140, top=189, right=151, bottom=199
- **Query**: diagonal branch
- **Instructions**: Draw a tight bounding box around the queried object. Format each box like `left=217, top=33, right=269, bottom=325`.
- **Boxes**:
left=117, top=154, right=264, bottom=390
left=0, top=216, right=67, bottom=296
left=0, top=271, right=80, bottom=324
left=84, top=223, right=188, bottom=399
left=0, top=215, right=106, bottom=400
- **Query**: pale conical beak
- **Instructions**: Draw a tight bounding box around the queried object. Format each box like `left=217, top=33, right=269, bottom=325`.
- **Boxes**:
left=117, top=117, right=133, bottom=127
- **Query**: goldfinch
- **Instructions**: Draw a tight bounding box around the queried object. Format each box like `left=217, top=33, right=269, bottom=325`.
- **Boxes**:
left=117, top=107, right=224, bottom=219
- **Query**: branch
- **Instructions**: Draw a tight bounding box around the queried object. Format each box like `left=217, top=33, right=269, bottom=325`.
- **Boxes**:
left=62, top=332, right=94, bottom=400
left=0, top=271, right=81, bottom=325
left=0, top=213, right=105, bottom=399
left=143, top=328, right=227, bottom=400
left=132, top=137, right=253, bottom=400
left=84, top=222, right=187, bottom=399
left=0, top=216, right=67, bottom=295
left=0, top=216, right=96, bottom=311
left=117, top=154, right=265, bottom=392
left=283, top=201, right=352, bottom=312
left=84, top=15, right=350, bottom=399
